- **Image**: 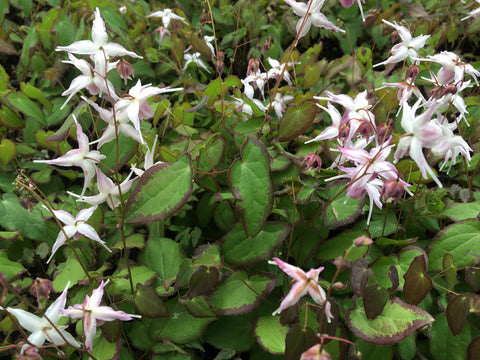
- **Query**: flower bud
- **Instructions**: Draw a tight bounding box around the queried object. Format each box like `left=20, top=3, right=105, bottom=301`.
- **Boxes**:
left=303, top=153, right=322, bottom=171
left=377, top=122, right=392, bottom=142
left=215, top=59, right=224, bottom=76
left=429, top=85, right=443, bottom=99
left=381, top=179, right=405, bottom=204
left=263, top=37, right=271, bottom=52
left=354, top=235, right=373, bottom=247
left=16, top=347, right=43, bottom=360
left=246, top=58, right=260, bottom=77
left=30, top=278, right=54, bottom=303
left=340, top=0, right=355, bottom=7
left=301, top=344, right=332, bottom=360
left=338, top=123, right=350, bottom=139
left=441, top=84, right=457, bottom=97
left=116, top=59, right=134, bottom=85
left=405, top=64, right=419, bottom=82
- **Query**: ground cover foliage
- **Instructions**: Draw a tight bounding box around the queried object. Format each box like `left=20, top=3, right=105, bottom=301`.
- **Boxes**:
left=1, top=0, right=480, bottom=359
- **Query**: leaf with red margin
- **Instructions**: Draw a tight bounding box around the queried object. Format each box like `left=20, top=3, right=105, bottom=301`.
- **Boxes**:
left=126, top=155, right=193, bottom=224
left=403, top=254, right=432, bottom=305
left=467, top=336, right=480, bottom=360
left=346, top=297, right=434, bottom=345
left=285, top=323, right=317, bottom=360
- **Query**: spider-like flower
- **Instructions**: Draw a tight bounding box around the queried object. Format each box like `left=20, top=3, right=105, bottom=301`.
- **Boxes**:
left=34, top=116, right=106, bottom=197
left=44, top=205, right=110, bottom=264
left=56, top=8, right=141, bottom=77
left=147, top=8, right=188, bottom=28
left=285, top=0, right=344, bottom=43
left=1, top=282, right=79, bottom=354
left=270, top=257, right=333, bottom=320
left=373, top=20, right=430, bottom=68
left=62, top=280, right=139, bottom=352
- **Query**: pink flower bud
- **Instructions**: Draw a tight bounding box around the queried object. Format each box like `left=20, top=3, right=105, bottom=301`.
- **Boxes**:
left=301, top=344, right=332, bottom=360
left=377, top=122, right=392, bottom=142
left=30, top=278, right=53, bottom=303
left=340, top=0, right=355, bottom=7
left=380, top=179, right=405, bottom=204
left=246, top=58, right=260, bottom=77
left=354, top=235, right=373, bottom=247
left=405, top=64, right=419, bottom=82
left=441, top=84, right=457, bottom=97
left=264, top=37, right=271, bottom=52
left=303, top=153, right=322, bottom=171
left=116, top=59, right=135, bottom=85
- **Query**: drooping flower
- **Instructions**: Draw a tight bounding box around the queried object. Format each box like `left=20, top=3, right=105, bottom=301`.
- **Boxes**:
left=285, top=0, right=344, bottom=43
left=1, top=282, right=80, bottom=354
left=147, top=8, right=188, bottom=29
left=60, top=53, right=118, bottom=109
left=270, top=257, right=333, bottom=320
left=56, top=8, right=141, bottom=77
left=68, top=168, right=136, bottom=209
left=266, top=57, right=297, bottom=85
left=131, top=135, right=162, bottom=176
left=34, top=116, right=106, bottom=197
left=373, top=20, right=430, bottom=68
left=182, top=51, right=211, bottom=73
left=115, top=80, right=183, bottom=143
left=44, top=205, right=110, bottom=264
left=423, top=51, right=480, bottom=85
left=61, top=280, right=140, bottom=352
left=271, top=93, right=294, bottom=118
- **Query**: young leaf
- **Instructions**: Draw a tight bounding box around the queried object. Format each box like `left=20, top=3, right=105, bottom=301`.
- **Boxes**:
left=446, top=295, right=470, bottom=336
left=346, top=297, right=434, bottom=345
left=277, top=99, right=319, bottom=141
left=363, top=284, right=388, bottom=320
left=403, top=255, right=432, bottom=305
left=430, top=313, right=471, bottom=360
left=285, top=323, right=317, bottom=360
left=350, top=258, right=371, bottom=298
left=134, top=284, right=169, bottom=318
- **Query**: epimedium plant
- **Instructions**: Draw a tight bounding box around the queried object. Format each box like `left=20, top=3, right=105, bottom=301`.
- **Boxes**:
left=1, top=0, right=480, bottom=359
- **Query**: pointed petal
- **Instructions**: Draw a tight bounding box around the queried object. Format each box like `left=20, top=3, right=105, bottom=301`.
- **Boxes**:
left=272, top=257, right=307, bottom=281
left=4, top=308, right=43, bottom=333
left=56, top=40, right=98, bottom=55
left=76, top=205, right=98, bottom=222
left=45, top=282, right=70, bottom=323
left=94, top=306, right=134, bottom=321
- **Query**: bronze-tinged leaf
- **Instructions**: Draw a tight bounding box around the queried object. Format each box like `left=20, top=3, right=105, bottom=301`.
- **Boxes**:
left=350, top=258, right=371, bottom=298
left=388, top=265, right=399, bottom=292
left=277, top=99, right=319, bottom=142
left=467, top=336, right=480, bottom=360
left=190, top=31, right=214, bottom=61
left=443, top=253, right=458, bottom=290
left=134, top=284, right=169, bottom=318
left=465, top=267, right=480, bottom=291
left=363, top=284, right=388, bottom=320
left=403, top=255, right=432, bottom=305
left=186, top=265, right=219, bottom=298
left=285, top=323, right=318, bottom=360
left=446, top=294, right=469, bottom=336
left=470, top=293, right=480, bottom=314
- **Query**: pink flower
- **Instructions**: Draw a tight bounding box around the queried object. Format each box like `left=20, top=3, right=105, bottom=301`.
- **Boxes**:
left=34, top=116, right=106, bottom=197
left=285, top=0, right=344, bottom=43
left=340, top=0, right=366, bottom=22
left=270, top=257, right=333, bottom=320
left=115, top=80, right=182, bottom=143
left=61, top=281, right=139, bottom=352
left=1, top=282, right=80, bottom=354
left=373, top=20, right=430, bottom=68
left=44, top=205, right=110, bottom=264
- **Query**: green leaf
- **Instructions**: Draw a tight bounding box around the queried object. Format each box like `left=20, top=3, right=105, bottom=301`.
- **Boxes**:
left=21, top=83, right=52, bottom=113
left=180, top=296, right=215, bottom=318
left=100, top=133, right=138, bottom=170
left=316, top=230, right=368, bottom=263
left=90, top=337, right=119, bottom=360
left=20, top=25, right=37, bottom=67
left=140, top=237, right=184, bottom=287
left=429, top=220, right=480, bottom=271
left=113, top=266, right=157, bottom=296
left=0, top=138, right=16, bottom=166
left=229, top=137, right=273, bottom=237
left=55, top=13, right=76, bottom=46
left=285, top=323, right=317, bottom=360
left=208, top=271, right=276, bottom=315
left=277, top=99, right=319, bottom=142
left=7, top=91, right=46, bottom=125
left=254, top=316, right=288, bottom=354
left=126, top=155, right=193, bottom=224
left=324, top=180, right=365, bottom=227
left=0, top=252, right=25, bottom=280
left=346, top=297, right=434, bottom=345
left=52, top=257, right=88, bottom=292
left=222, top=221, right=289, bottom=267
left=430, top=313, right=470, bottom=360
left=441, top=200, right=480, bottom=221
left=204, top=316, right=256, bottom=352
left=0, top=195, right=47, bottom=241
left=0, top=106, right=24, bottom=129
left=202, top=76, right=242, bottom=105
left=150, top=300, right=213, bottom=344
